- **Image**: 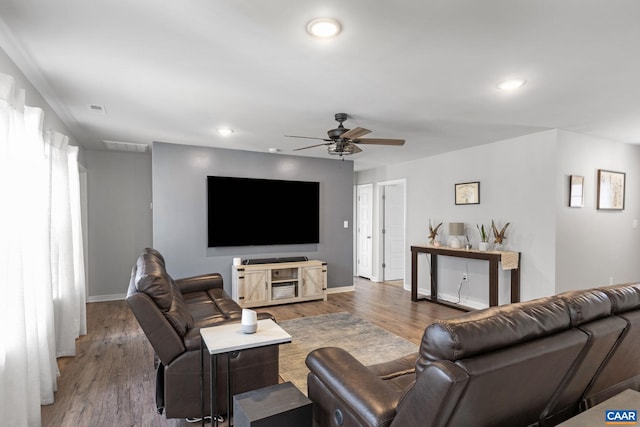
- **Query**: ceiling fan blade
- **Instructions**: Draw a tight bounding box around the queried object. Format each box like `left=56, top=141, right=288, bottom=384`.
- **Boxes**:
left=293, top=142, right=332, bottom=151
left=284, top=135, right=331, bottom=141
left=354, top=138, right=405, bottom=146
left=341, top=127, right=371, bottom=140
left=349, top=143, right=363, bottom=154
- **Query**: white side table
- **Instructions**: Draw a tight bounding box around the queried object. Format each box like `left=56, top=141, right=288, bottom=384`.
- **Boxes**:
left=200, top=319, right=292, bottom=427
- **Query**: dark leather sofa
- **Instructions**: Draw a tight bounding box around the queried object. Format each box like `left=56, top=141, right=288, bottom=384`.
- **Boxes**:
left=126, top=248, right=278, bottom=419
left=306, top=282, right=640, bottom=427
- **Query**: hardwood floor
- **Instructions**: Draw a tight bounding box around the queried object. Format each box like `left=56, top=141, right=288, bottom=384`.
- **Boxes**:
left=41, top=278, right=460, bottom=427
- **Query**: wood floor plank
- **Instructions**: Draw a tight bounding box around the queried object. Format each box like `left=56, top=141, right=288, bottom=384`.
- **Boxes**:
left=41, top=278, right=461, bottom=426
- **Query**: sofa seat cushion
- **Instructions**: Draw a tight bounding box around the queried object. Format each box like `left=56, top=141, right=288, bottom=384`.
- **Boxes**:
left=208, top=288, right=242, bottom=319
left=184, top=292, right=224, bottom=320
left=183, top=319, right=227, bottom=351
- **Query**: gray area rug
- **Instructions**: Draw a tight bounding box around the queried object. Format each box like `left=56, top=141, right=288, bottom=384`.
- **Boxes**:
left=278, top=312, right=418, bottom=394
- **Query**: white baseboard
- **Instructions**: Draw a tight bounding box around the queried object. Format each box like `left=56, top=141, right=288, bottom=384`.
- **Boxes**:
left=87, top=293, right=126, bottom=303
left=89, top=287, right=355, bottom=303
left=326, top=285, right=355, bottom=294
left=406, top=286, right=488, bottom=310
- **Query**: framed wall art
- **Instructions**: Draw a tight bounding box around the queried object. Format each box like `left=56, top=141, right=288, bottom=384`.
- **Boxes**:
left=455, top=181, right=480, bottom=205
left=569, top=175, right=584, bottom=208
left=597, top=169, right=625, bottom=210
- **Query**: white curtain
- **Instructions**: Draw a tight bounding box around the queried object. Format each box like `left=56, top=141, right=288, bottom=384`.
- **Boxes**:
left=0, top=73, right=86, bottom=426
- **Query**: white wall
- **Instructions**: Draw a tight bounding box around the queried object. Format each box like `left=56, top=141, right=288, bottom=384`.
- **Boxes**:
left=358, top=129, right=640, bottom=306
left=0, top=48, right=73, bottom=145
left=357, top=130, right=559, bottom=307
left=555, top=130, right=640, bottom=292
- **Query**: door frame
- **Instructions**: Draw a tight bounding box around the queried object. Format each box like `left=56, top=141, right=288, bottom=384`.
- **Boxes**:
left=375, top=179, right=406, bottom=283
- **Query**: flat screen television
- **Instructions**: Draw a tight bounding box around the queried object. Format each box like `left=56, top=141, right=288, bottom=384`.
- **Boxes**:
left=207, top=176, right=320, bottom=247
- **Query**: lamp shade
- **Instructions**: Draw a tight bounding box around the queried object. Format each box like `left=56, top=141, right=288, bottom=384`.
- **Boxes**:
left=449, top=222, right=465, bottom=236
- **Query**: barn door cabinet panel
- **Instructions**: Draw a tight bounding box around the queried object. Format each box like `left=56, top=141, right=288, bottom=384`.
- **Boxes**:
left=232, top=261, right=327, bottom=308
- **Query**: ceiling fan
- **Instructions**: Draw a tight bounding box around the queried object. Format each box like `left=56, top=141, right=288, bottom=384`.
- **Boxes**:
left=285, top=113, right=405, bottom=156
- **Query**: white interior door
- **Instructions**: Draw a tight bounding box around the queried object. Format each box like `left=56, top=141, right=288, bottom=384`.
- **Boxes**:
left=382, top=183, right=405, bottom=281
left=356, top=184, right=373, bottom=278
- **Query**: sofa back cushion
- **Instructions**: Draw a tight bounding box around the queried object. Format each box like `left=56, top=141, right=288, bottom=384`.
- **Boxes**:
left=601, top=282, right=640, bottom=314
left=133, top=253, right=193, bottom=336
left=418, top=296, right=570, bottom=367
left=143, top=247, right=166, bottom=266
left=560, top=288, right=612, bottom=326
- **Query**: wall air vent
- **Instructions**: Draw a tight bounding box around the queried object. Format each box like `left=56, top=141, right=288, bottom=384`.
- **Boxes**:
left=88, top=104, right=107, bottom=115
left=103, top=140, right=150, bottom=153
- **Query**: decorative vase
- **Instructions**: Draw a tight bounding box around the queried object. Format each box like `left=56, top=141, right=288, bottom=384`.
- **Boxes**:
left=479, top=242, right=490, bottom=251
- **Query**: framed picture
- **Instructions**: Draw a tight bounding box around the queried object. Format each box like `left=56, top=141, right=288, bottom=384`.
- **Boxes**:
left=569, top=175, right=584, bottom=208
left=597, top=169, right=625, bottom=210
left=455, top=181, right=480, bottom=205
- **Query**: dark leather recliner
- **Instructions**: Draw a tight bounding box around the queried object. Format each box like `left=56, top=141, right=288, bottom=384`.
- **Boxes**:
left=126, top=248, right=279, bottom=419
left=306, top=283, right=640, bottom=427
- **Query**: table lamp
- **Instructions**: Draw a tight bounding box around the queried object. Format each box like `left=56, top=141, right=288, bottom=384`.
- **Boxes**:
left=449, top=222, right=465, bottom=249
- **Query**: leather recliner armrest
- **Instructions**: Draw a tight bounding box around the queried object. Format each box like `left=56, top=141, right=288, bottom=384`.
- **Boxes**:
left=175, top=273, right=223, bottom=294
left=306, top=347, right=400, bottom=427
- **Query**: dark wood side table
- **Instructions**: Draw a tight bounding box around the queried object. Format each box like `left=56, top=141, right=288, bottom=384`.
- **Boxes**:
left=411, top=245, right=521, bottom=311
left=233, top=382, right=312, bottom=427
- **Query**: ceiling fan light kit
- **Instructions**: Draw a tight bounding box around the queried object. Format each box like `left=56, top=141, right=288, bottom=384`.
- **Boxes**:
left=286, top=113, right=405, bottom=157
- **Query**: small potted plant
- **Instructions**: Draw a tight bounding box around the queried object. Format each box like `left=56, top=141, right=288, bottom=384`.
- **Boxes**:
left=491, top=220, right=510, bottom=251
left=428, top=220, right=443, bottom=246
left=477, top=224, right=490, bottom=251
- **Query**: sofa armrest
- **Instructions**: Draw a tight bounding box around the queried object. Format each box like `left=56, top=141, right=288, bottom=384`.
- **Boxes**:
left=175, top=273, right=223, bottom=294
left=306, top=347, right=400, bottom=427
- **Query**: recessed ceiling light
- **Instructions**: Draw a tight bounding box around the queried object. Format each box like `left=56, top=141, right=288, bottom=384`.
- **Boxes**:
left=497, top=79, right=527, bottom=91
left=306, top=18, right=342, bottom=39
left=268, top=148, right=280, bottom=153
left=217, top=128, right=234, bottom=136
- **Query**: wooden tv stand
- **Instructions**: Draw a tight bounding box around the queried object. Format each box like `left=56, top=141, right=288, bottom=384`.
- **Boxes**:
left=232, top=260, right=327, bottom=308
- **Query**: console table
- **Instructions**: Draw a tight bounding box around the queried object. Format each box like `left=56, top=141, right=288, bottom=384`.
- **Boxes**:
left=411, top=245, right=521, bottom=310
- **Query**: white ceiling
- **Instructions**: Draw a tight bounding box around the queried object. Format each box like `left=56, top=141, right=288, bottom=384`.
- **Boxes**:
left=1, top=0, right=639, bottom=171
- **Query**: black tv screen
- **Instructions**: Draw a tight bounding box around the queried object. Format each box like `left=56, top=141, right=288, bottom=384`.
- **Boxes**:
left=207, top=176, right=320, bottom=247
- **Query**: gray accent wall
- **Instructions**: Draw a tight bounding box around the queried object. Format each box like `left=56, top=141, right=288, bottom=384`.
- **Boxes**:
left=86, top=150, right=153, bottom=299
left=152, top=142, right=354, bottom=293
